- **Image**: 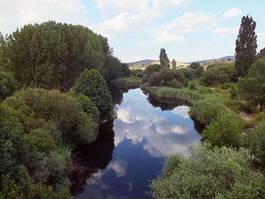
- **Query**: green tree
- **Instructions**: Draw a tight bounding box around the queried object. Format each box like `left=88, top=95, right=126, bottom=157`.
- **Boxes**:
left=247, top=120, right=265, bottom=165
left=152, top=145, right=265, bottom=199
left=203, top=111, right=244, bottom=148
left=235, top=15, right=257, bottom=77
left=159, top=48, right=170, bottom=68
left=203, top=63, right=235, bottom=85
left=0, top=71, right=17, bottom=100
left=5, top=21, right=122, bottom=90
left=73, top=69, right=112, bottom=114
left=238, top=59, right=265, bottom=110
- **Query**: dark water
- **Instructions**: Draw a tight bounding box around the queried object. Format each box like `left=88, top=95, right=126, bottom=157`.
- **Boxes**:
left=72, top=88, right=201, bottom=199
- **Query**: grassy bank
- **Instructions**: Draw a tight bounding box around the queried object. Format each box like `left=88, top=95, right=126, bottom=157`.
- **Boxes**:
left=111, top=76, right=142, bottom=89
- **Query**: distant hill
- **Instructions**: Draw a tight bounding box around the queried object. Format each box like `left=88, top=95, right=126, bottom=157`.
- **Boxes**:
left=193, top=56, right=235, bottom=65
left=128, top=60, right=160, bottom=70
left=128, top=56, right=235, bottom=70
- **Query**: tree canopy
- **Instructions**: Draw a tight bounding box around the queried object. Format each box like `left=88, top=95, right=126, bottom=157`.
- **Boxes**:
left=152, top=145, right=265, bottom=199
left=3, top=21, right=128, bottom=90
left=235, top=15, right=257, bottom=77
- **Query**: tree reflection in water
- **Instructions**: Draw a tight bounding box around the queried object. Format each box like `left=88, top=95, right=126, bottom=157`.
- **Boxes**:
left=71, top=121, right=115, bottom=195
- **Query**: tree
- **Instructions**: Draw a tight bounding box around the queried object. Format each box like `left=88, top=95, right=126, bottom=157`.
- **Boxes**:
left=203, top=111, right=244, bottom=148
left=235, top=15, right=257, bottom=77
left=171, top=59, right=176, bottom=70
left=0, top=71, right=17, bottom=100
left=159, top=48, right=170, bottom=68
left=73, top=69, right=113, bottom=114
left=247, top=120, right=265, bottom=165
left=258, top=48, right=265, bottom=58
left=203, top=63, right=235, bottom=85
left=238, top=59, right=265, bottom=110
left=190, top=62, right=204, bottom=78
left=5, top=21, right=122, bottom=90
left=152, top=145, right=265, bottom=199
left=3, top=88, right=98, bottom=146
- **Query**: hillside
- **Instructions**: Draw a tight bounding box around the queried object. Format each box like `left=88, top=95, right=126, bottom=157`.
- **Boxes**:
left=128, top=56, right=235, bottom=70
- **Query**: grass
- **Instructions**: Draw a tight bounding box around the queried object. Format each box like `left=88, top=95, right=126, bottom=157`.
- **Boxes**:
left=111, top=76, right=142, bottom=89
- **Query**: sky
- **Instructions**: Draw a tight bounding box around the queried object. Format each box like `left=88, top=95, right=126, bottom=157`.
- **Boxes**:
left=0, top=0, right=264, bottom=62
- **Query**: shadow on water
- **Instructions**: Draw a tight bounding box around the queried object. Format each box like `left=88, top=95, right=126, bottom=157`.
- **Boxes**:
left=71, top=121, right=115, bottom=195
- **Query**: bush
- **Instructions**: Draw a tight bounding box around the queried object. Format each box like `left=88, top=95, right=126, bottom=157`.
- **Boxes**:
left=203, top=111, right=245, bottom=147
left=73, top=69, right=113, bottom=114
left=190, top=96, right=228, bottom=125
left=143, top=64, right=161, bottom=82
left=247, top=120, right=265, bottom=165
left=151, top=145, right=265, bottom=199
left=149, top=68, right=186, bottom=88
left=238, top=59, right=265, bottom=110
left=203, top=63, right=235, bottom=85
left=3, top=88, right=98, bottom=146
left=131, top=69, right=143, bottom=78
left=0, top=71, right=16, bottom=100
left=0, top=102, right=72, bottom=198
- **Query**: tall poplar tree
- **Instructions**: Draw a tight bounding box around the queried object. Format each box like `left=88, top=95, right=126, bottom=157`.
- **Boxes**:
left=159, top=48, right=170, bottom=68
left=235, top=15, right=257, bottom=77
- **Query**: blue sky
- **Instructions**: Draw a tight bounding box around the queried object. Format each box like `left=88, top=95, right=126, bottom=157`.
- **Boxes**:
left=0, top=0, right=264, bottom=62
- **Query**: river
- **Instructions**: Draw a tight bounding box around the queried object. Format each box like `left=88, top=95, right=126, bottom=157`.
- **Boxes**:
left=72, top=88, right=201, bottom=199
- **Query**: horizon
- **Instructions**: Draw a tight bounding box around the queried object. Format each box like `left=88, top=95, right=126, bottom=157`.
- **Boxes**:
left=0, top=0, right=264, bottom=62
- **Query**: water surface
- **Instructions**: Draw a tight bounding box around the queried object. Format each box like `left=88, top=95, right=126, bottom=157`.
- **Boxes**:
left=73, top=88, right=201, bottom=199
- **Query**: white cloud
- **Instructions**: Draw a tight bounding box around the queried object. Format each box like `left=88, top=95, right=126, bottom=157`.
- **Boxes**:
left=167, top=11, right=216, bottom=33
left=153, top=0, right=187, bottom=14
left=223, top=8, right=242, bottom=19
left=156, top=31, right=184, bottom=43
left=213, top=27, right=238, bottom=36
left=0, top=0, right=88, bottom=34
left=93, top=0, right=149, bottom=18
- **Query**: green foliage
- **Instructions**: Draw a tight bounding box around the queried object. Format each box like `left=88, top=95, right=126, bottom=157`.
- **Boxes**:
left=238, top=59, right=265, bottom=110
left=131, top=69, right=143, bottom=78
left=101, top=56, right=130, bottom=82
left=247, top=120, right=265, bottom=165
left=159, top=48, right=170, bottom=68
left=0, top=71, right=16, bottom=100
left=203, top=63, right=235, bottom=85
left=111, top=76, right=142, bottom=89
left=203, top=111, right=244, bottom=147
left=149, top=68, right=186, bottom=88
left=152, top=145, right=265, bottom=199
left=143, top=64, right=161, bottom=82
left=3, top=88, right=98, bottom=146
left=190, top=62, right=204, bottom=78
left=75, top=94, right=99, bottom=122
left=4, top=21, right=122, bottom=90
left=190, top=96, right=228, bottom=125
left=73, top=69, right=112, bottom=114
left=235, top=15, right=257, bottom=77
left=0, top=104, right=72, bottom=198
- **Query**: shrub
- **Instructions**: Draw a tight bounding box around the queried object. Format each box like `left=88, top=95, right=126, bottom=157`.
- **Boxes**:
left=149, top=68, right=186, bottom=88
left=73, top=69, right=112, bottom=115
left=247, top=120, right=265, bottom=165
left=151, top=145, right=265, bottom=199
left=238, top=59, right=265, bottom=110
left=203, top=63, right=235, bottom=85
left=143, top=64, right=161, bottom=82
left=190, top=96, right=227, bottom=125
left=203, top=111, right=245, bottom=148
left=3, top=88, right=98, bottom=146
left=0, top=71, right=16, bottom=100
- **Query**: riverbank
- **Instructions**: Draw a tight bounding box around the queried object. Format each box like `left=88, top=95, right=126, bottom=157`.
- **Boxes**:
left=110, top=76, right=142, bottom=89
